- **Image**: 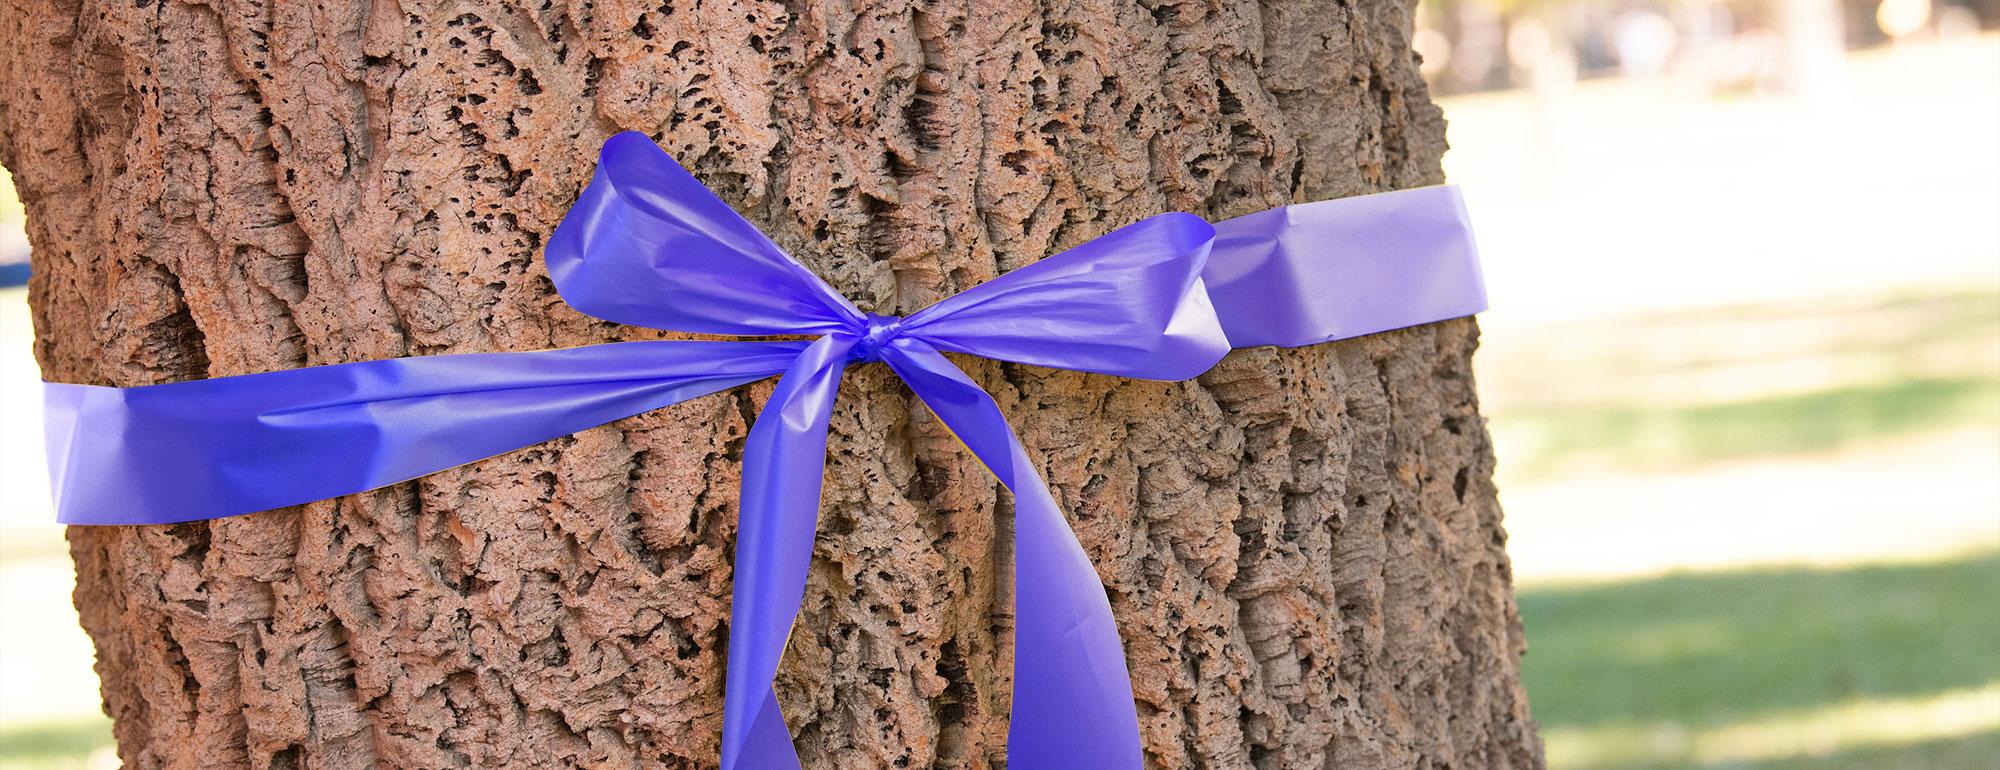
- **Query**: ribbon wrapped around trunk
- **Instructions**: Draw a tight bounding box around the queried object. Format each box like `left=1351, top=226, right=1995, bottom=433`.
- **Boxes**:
left=43, top=132, right=1486, bottom=769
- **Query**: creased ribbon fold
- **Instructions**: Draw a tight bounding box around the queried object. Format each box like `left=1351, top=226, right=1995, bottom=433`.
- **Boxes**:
left=43, top=131, right=1486, bottom=769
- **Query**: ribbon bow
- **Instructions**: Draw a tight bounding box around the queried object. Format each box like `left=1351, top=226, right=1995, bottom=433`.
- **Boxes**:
left=44, top=131, right=1487, bottom=769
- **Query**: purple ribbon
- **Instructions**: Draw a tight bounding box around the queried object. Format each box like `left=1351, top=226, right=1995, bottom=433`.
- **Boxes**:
left=43, top=132, right=1485, bottom=769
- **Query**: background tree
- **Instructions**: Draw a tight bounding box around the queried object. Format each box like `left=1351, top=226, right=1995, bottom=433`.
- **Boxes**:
left=0, top=0, right=1541, bottom=768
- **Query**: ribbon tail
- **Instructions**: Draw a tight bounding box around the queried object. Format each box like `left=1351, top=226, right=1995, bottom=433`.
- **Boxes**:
left=730, top=688, right=798, bottom=770
left=882, top=342, right=1144, bottom=770
left=721, top=334, right=857, bottom=770
left=45, top=340, right=807, bottom=526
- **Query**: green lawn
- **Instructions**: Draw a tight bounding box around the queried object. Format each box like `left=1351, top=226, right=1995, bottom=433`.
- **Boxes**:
left=1483, top=286, right=2000, bottom=480
left=1521, top=552, right=2000, bottom=769
left=1612, top=732, right=2000, bottom=770
left=0, top=718, right=113, bottom=770
left=1496, top=374, right=2000, bottom=478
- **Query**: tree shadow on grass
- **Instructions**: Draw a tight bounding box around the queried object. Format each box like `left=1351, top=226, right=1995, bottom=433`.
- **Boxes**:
left=1518, top=551, right=2000, bottom=733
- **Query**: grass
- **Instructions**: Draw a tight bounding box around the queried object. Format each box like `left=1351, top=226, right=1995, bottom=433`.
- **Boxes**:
left=1494, top=374, right=2000, bottom=477
left=0, top=717, right=112, bottom=770
left=1479, top=283, right=2000, bottom=480
left=1569, top=728, right=2000, bottom=770
left=1520, top=551, right=2000, bottom=769
left=1723, top=732, right=2000, bottom=770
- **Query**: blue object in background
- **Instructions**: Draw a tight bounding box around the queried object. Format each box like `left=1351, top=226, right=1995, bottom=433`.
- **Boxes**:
left=0, top=261, right=28, bottom=287
left=0, top=234, right=27, bottom=286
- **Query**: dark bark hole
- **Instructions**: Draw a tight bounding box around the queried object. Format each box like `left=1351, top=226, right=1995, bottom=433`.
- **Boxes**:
left=267, top=745, right=301, bottom=770
left=904, top=96, right=940, bottom=150
left=166, top=522, right=211, bottom=564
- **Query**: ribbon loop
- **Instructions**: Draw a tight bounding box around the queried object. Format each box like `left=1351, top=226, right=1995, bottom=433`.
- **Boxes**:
left=900, top=211, right=1231, bottom=380
left=545, top=132, right=863, bottom=337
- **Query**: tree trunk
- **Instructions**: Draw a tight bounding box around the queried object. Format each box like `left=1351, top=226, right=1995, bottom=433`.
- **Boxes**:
left=0, top=1, right=1540, bottom=768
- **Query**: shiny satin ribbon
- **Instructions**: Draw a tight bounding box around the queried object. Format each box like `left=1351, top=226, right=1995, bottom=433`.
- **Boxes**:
left=43, top=131, right=1485, bottom=769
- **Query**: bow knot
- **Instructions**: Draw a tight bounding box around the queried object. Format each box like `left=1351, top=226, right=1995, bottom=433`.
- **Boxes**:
left=847, top=313, right=905, bottom=363
left=541, top=133, right=1233, bottom=770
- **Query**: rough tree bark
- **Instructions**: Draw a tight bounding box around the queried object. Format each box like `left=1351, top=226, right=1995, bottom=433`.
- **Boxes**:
left=0, top=1, right=1540, bottom=768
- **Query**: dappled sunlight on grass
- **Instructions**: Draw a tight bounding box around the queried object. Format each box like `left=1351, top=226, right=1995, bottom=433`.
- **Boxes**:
left=1545, top=685, right=2000, bottom=770
left=1495, top=374, right=1999, bottom=478
left=1481, top=289, right=2000, bottom=414
left=1495, top=346, right=2000, bottom=583
left=1519, top=552, right=2000, bottom=768
left=1713, top=732, right=2000, bottom=770
left=1480, top=286, right=2000, bottom=479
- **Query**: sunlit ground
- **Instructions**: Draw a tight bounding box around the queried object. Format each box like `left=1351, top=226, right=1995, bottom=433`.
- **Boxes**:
left=1, top=34, right=1997, bottom=770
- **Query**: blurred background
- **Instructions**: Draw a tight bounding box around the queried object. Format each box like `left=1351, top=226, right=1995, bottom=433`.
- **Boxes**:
left=1427, top=0, right=1999, bottom=765
left=0, top=1, right=1995, bottom=766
